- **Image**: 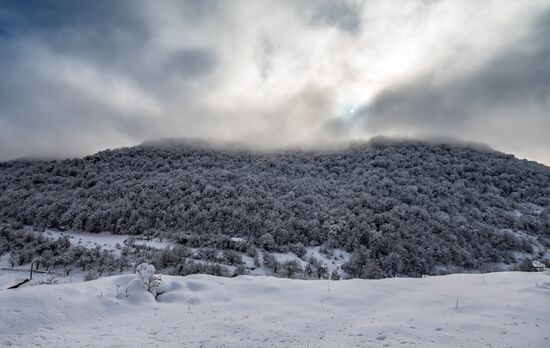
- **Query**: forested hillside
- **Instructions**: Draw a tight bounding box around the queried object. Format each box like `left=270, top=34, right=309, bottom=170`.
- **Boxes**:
left=1, top=138, right=549, bottom=277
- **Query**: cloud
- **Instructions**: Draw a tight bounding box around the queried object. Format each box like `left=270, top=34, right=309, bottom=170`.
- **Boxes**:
left=354, top=8, right=550, bottom=164
left=0, top=0, right=549, bottom=164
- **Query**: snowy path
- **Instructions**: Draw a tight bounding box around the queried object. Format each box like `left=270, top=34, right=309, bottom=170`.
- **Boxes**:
left=1, top=272, right=549, bottom=347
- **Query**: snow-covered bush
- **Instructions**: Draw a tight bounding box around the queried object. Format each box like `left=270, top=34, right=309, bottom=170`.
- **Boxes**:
left=222, top=250, right=244, bottom=265
left=125, top=236, right=136, bottom=247
left=532, top=260, right=546, bottom=272
left=84, top=270, right=99, bottom=281
left=259, top=233, right=276, bottom=251
left=262, top=252, right=279, bottom=274
left=519, top=258, right=538, bottom=272
left=282, top=259, right=303, bottom=279
left=136, top=263, right=161, bottom=296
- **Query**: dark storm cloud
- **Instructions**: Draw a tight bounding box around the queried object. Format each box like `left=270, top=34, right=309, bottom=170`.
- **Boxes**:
left=0, top=0, right=222, bottom=160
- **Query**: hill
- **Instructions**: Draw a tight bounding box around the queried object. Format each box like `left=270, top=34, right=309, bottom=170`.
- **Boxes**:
left=1, top=138, right=549, bottom=277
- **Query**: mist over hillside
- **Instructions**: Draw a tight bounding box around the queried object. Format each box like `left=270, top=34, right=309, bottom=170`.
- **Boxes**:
left=1, top=138, right=549, bottom=277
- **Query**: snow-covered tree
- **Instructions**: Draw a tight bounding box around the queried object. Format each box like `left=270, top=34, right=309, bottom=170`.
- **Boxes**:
left=136, top=263, right=161, bottom=296
left=1, top=139, right=549, bottom=278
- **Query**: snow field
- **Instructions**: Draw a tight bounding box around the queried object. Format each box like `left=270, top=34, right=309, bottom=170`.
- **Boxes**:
left=1, top=271, right=549, bottom=347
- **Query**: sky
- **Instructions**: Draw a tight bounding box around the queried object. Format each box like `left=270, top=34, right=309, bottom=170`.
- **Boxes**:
left=0, top=0, right=549, bottom=164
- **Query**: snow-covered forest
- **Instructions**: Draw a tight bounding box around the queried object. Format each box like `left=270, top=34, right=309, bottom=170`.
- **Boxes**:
left=1, top=138, right=549, bottom=279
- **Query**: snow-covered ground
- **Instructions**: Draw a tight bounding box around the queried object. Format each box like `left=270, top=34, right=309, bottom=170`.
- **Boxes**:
left=41, top=229, right=170, bottom=251
left=1, top=272, right=549, bottom=347
left=12, top=228, right=352, bottom=279
left=305, top=246, right=350, bottom=272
